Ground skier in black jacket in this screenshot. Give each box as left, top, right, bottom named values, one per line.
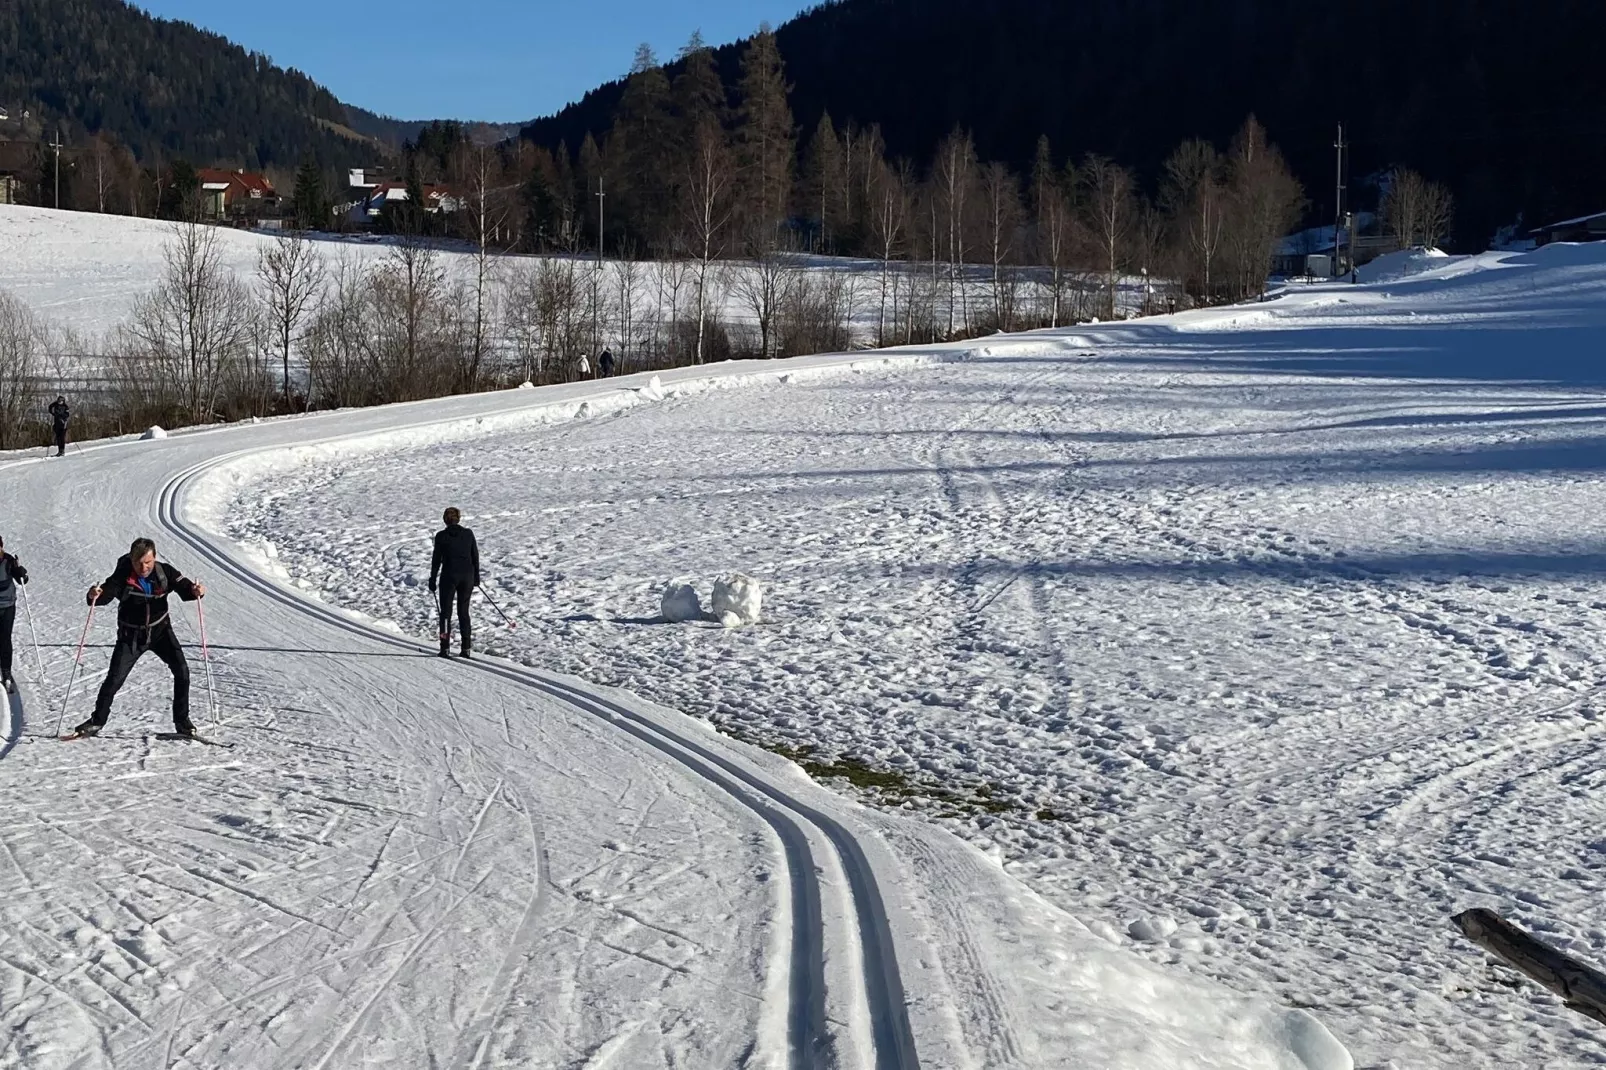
left=429, top=507, right=480, bottom=658
left=0, top=537, right=30, bottom=692
left=71, top=538, right=206, bottom=738
left=48, top=396, right=69, bottom=456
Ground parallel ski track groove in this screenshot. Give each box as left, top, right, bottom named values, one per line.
left=158, top=455, right=921, bottom=1070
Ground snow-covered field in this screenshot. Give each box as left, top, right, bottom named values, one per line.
left=205, top=240, right=1606, bottom=1067
left=0, top=324, right=1349, bottom=1062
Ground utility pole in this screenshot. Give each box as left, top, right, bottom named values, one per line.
left=594, top=176, right=605, bottom=360
left=51, top=126, right=63, bottom=210
left=1332, top=123, right=1346, bottom=278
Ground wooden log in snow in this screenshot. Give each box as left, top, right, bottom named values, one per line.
left=1452, top=907, right=1606, bottom=1026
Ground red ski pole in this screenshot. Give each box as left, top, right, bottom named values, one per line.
left=54, top=602, right=96, bottom=737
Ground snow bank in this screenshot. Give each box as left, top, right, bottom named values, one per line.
left=1355, top=246, right=1452, bottom=283
left=660, top=581, right=702, bottom=623
left=711, top=573, right=762, bottom=627
left=140, top=426, right=168, bottom=440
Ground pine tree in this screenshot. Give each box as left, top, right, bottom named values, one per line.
left=801, top=112, right=842, bottom=252
left=608, top=43, right=673, bottom=246
left=293, top=155, right=326, bottom=230
left=733, top=26, right=795, bottom=248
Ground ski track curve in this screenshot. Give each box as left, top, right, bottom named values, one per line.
left=163, top=446, right=921, bottom=1068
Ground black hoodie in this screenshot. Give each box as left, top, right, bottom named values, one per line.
left=430, top=526, right=480, bottom=587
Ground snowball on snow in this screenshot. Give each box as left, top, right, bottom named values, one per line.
left=140, top=426, right=168, bottom=440
left=711, top=573, right=762, bottom=626
left=661, top=581, right=702, bottom=623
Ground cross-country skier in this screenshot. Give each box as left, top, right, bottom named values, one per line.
left=48, top=396, right=69, bottom=456
left=69, top=538, right=205, bottom=738
left=0, top=537, right=30, bottom=693
left=429, top=507, right=480, bottom=658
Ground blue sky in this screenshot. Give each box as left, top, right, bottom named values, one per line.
left=132, top=1, right=817, bottom=123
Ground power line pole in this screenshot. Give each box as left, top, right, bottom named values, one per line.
left=51, top=126, right=63, bottom=210
left=1332, top=122, right=1346, bottom=278
left=594, top=176, right=605, bottom=360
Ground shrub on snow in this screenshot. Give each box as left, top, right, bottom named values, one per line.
left=661, top=581, right=702, bottom=623
left=711, top=573, right=762, bottom=627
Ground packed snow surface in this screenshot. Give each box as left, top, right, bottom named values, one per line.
left=210, top=242, right=1606, bottom=1067
left=0, top=337, right=1346, bottom=1062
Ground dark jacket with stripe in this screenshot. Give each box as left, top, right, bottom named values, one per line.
left=90, top=555, right=199, bottom=640
left=0, top=554, right=28, bottom=610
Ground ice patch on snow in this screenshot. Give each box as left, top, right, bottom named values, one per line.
left=140, top=426, right=167, bottom=440
left=711, top=574, right=762, bottom=626
left=661, top=582, right=703, bottom=623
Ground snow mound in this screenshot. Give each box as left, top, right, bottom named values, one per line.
left=140, top=426, right=167, bottom=440
left=711, top=573, right=762, bottom=627
left=660, top=581, right=702, bottom=623
left=637, top=376, right=666, bottom=402
left=1355, top=246, right=1451, bottom=284
left=518, top=380, right=535, bottom=390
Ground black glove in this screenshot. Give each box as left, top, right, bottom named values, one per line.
left=14, top=568, right=26, bottom=585
left=428, top=580, right=437, bottom=594
left=474, top=575, right=482, bottom=588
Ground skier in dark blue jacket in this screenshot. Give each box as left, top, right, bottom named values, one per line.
left=429, top=508, right=480, bottom=658
left=0, top=537, right=30, bottom=692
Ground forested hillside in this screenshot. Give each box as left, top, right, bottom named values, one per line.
left=0, top=0, right=385, bottom=169
left=524, top=0, right=1603, bottom=248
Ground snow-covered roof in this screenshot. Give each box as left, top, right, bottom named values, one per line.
left=1534, top=210, right=1606, bottom=232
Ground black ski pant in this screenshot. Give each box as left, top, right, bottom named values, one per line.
left=438, top=578, right=473, bottom=648
left=52, top=425, right=66, bottom=455
left=0, top=605, right=13, bottom=680
left=91, top=624, right=190, bottom=728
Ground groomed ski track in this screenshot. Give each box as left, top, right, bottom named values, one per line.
left=0, top=342, right=1352, bottom=1070
left=0, top=354, right=943, bottom=1070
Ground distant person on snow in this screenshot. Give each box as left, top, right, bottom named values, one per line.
left=71, top=538, right=205, bottom=738
left=578, top=353, right=591, bottom=379
left=48, top=396, right=69, bottom=456
left=598, top=349, right=614, bottom=377
left=429, top=508, right=480, bottom=658
left=0, top=537, right=30, bottom=693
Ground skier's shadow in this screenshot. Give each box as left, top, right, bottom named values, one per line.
left=35, top=642, right=431, bottom=659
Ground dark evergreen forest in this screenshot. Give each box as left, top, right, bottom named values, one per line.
left=524, top=0, right=1604, bottom=248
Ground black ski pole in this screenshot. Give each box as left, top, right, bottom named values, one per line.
left=478, top=584, right=516, bottom=629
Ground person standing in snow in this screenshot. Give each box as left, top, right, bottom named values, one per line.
left=48, top=396, right=69, bottom=456
left=0, top=538, right=31, bottom=693
left=598, top=349, right=614, bottom=377
left=71, top=538, right=205, bottom=738
left=429, top=508, right=480, bottom=658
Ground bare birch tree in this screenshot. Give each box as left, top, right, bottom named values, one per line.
left=1082, top=154, right=1135, bottom=319
left=256, top=230, right=325, bottom=404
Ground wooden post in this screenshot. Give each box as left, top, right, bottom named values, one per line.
left=1452, top=908, right=1606, bottom=1026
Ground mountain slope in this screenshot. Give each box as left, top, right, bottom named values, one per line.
left=522, top=0, right=1604, bottom=249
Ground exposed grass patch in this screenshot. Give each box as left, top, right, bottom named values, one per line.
left=763, top=741, right=1015, bottom=816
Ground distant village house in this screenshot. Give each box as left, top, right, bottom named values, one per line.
left=197, top=168, right=279, bottom=221
left=1531, top=211, right=1606, bottom=246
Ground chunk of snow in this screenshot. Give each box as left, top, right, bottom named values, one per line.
left=1127, top=916, right=1177, bottom=942
left=637, top=375, right=666, bottom=402
left=660, top=581, right=702, bottom=623
left=711, top=573, right=762, bottom=626
left=140, top=426, right=167, bottom=440
left=518, top=380, right=535, bottom=390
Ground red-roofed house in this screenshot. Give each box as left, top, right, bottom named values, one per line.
left=197, top=168, right=280, bottom=221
